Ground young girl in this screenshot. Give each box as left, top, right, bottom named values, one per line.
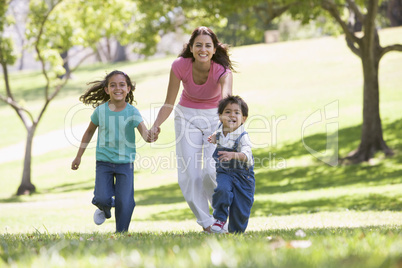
left=208, top=95, right=255, bottom=233
left=71, top=70, right=159, bottom=233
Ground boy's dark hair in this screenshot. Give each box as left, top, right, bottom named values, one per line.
left=218, top=95, right=248, bottom=117
left=80, top=70, right=136, bottom=108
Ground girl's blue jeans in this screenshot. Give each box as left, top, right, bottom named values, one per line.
left=212, top=167, right=255, bottom=233
left=92, top=161, right=135, bottom=233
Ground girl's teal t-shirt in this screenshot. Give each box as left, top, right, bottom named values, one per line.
left=91, top=102, right=143, bottom=163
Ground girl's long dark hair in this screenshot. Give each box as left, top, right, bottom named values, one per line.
left=80, top=70, right=136, bottom=108
left=179, top=26, right=236, bottom=77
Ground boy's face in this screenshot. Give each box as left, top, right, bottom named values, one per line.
left=219, top=103, right=247, bottom=133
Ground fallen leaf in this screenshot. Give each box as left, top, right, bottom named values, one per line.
left=287, top=240, right=312, bottom=249
left=295, top=229, right=306, bottom=238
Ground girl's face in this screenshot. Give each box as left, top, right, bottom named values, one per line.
left=219, top=103, right=247, bottom=134
left=190, top=34, right=216, bottom=63
left=104, top=74, right=130, bottom=103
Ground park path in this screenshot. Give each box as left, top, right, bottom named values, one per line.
left=0, top=108, right=161, bottom=164
left=0, top=123, right=89, bottom=164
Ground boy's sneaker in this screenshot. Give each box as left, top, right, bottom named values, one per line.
left=223, top=221, right=229, bottom=233
left=93, top=209, right=106, bottom=225
left=211, top=219, right=227, bottom=233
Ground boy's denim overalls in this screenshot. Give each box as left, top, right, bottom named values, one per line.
left=212, top=131, right=255, bottom=233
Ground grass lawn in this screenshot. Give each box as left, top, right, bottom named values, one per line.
left=0, top=27, right=402, bottom=267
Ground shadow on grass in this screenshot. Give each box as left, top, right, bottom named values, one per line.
left=140, top=191, right=402, bottom=222
left=135, top=184, right=185, bottom=206
left=251, top=193, right=402, bottom=217
left=138, top=119, right=402, bottom=221
left=0, top=195, right=24, bottom=203
left=145, top=206, right=196, bottom=222
left=0, top=178, right=94, bottom=203
left=4, top=119, right=399, bottom=222
left=41, top=178, right=95, bottom=194
left=253, top=119, right=402, bottom=194
left=255, top=118, right=402, bottom=163
left=254, top=163, right=402, bottom=195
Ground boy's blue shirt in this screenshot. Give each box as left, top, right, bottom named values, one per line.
left=91, top=102, right=143, bottom=163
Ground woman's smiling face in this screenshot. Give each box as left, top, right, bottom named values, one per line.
left=190, top=34, right=216, bottom=63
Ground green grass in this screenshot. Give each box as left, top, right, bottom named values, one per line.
left=0, top=27, right=402, bottom=267
left=1, top=227, right=401, bottom=268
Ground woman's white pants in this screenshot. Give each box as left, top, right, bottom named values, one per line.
left=174, top=104, right=218, bottom=228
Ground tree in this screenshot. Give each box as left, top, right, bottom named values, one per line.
left=71, top=0, right=140, bottom=60
left=8, top=0, right=29, bottom=70
left=319, top=0, right=402, bottom=162
left=206, top=0, right=402, bottom=163
left=3, top=0, right=203, bottom=195
left=1, top=0, right=78, bottom=195
left=0, top=0, right=144, bottom=195
left=213, top=3, right=289, bottom=46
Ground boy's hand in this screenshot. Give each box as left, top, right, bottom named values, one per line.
left=217, top=151, right=234, bottom=162
left=207, top=133, right=217, bottom=144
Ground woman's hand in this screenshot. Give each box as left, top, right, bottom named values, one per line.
left=147, top=126, right=161, bottom=142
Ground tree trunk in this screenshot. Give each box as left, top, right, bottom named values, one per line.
left=58, top=51, right=71, bottom=79
left=346, top=31, right=393, bottom=163
left=114, top=41, right=127, bottom=62
left=18, top=48, right=25, bottom=70
left=16, top=124, right=37, bottom=195
left=106, top=38, right=112, bottom=62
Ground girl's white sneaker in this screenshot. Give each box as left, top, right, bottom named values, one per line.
left=93, top=209, right=106, bottom=225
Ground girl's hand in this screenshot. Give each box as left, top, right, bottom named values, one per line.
left=207, top=133, right=217, bottom=144
left=71, top=157, right=81, bottom=170
left=147, top=126, right=161, bottom=142
left=217, top=151, right=234, bottom=162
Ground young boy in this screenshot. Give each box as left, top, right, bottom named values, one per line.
left=208, top=95, right=255, bottom=233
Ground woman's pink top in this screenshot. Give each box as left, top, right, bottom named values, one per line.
left=172, top=57, right=231, bottom=109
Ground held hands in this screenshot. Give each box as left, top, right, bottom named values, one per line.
left=147, top=126, right=161, bottom=142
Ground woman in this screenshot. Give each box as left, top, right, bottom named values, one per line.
left=150, top=26, right=235, bottom=232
